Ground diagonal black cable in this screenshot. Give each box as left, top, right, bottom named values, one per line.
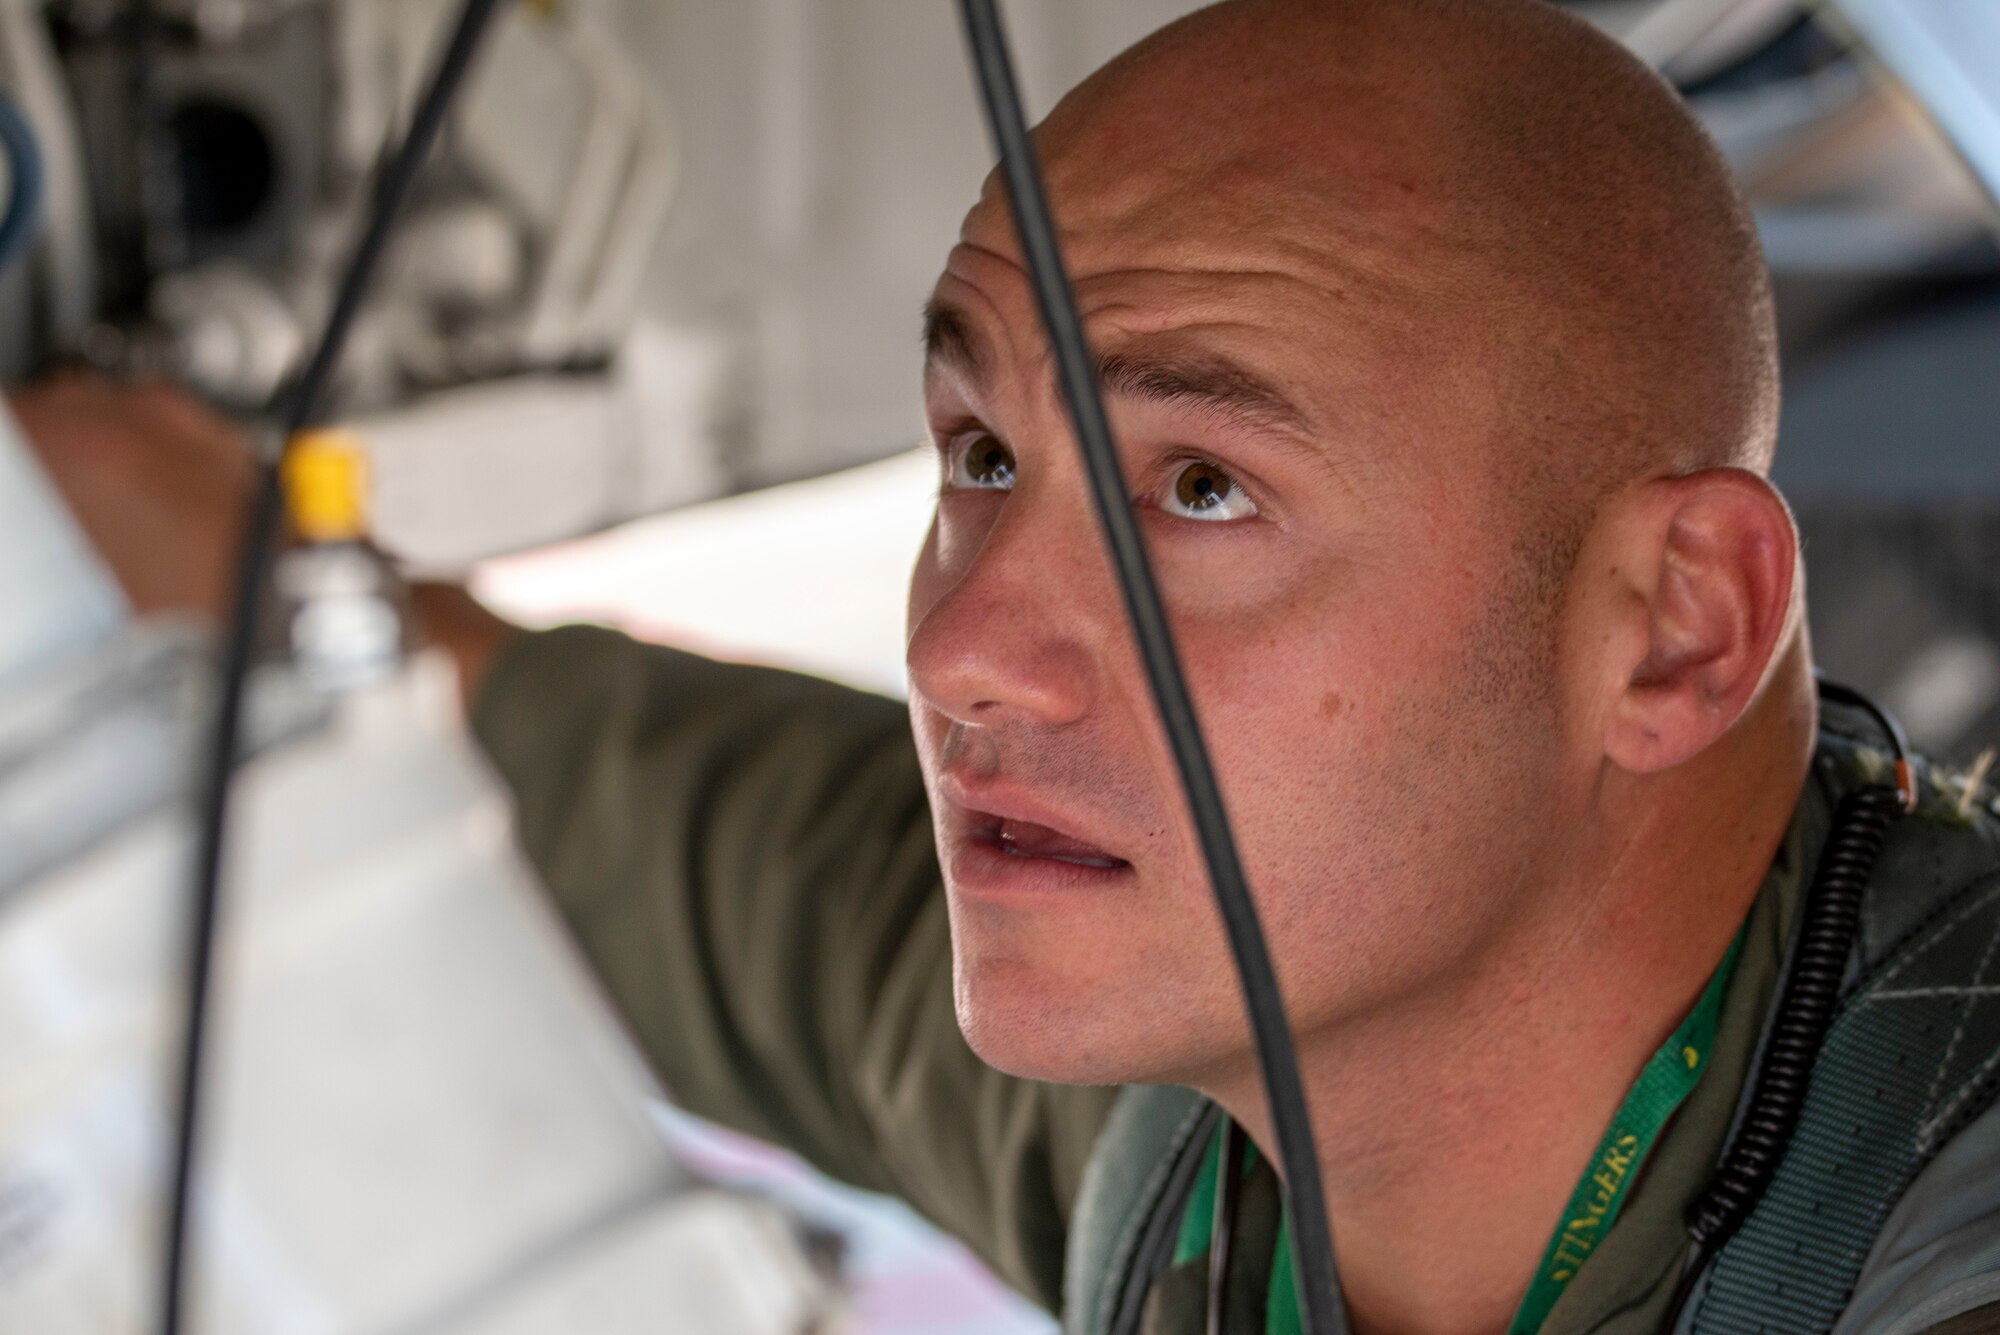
left=952, top=4, right=1347, bottom=1332
left=158, top=3, right=509, bottom=1332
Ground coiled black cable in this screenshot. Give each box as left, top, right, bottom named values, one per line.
left=159, top=4, right=508, bottom=1333
left=1682, top=785, right=1899, bottom=1249
left=953, top=4, right=1345, bottom=1333
left=1658, top=680, right=1913, bottom=1330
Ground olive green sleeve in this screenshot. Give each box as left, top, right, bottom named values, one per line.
left=470, top=623, right=1117, bottom=1309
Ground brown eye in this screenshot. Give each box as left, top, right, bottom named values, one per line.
left=951, top=435, right=1016, bottom=490
left=1164, top=460, right=1256, bottom=521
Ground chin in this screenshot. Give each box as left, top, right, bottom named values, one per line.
left=949, top=940, right=1216, bottom=1087
left=954, top=976, right=1128, bottom=1084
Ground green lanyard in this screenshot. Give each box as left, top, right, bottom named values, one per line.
left=1173, top=930, right=1744, bottom=1335
left=1508, top=928, right=1742, bottom=1332
left=1173, top=1130, right=1303, bottom=1332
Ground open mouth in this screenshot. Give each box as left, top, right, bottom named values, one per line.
left=971, top=814, right=1130, bottom=871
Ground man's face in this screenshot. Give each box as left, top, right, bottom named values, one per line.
left=905, top=125, right=1578, bottom=1090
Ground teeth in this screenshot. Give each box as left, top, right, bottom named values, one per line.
left=997, top=844, right=1123, bottom=870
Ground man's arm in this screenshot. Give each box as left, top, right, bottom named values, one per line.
left=8, top=371, right=256, bottom=621
left=472, top=624, right=1117, bottom=1306
left=408, top=581, right=518, bottom=705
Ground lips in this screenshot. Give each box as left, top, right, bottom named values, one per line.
left=983, top=815, right=1129, bottom=870
left=938, top=773, right=1135, bottom=887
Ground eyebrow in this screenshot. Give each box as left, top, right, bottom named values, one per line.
left=1095, top=349, right=1310, bottom=436
left=923, top=299, right=989, bottom=377
left=923, top=298, right=1310, bottom=437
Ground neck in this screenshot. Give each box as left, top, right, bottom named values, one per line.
left=1204, top=650, right=1816, bottom=1335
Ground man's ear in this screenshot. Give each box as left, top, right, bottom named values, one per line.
left=1602, top=469, right=1799, bottom=775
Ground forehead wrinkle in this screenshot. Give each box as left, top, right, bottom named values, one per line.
left=928, top=265, right=1315, bottom=432
left=1074, top=268, right=1406, bottom=426
left=957, top=168, right=1473, bottom=353
left=1056, top=213, right=1485, bottom=341
left=926, top=247, right=1415, bottom=486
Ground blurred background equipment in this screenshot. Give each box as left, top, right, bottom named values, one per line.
left=0, top=2, right=1994, bottom=1333
left=4, top=0, right=694, bottom=564
left=0, top=0, right=1224, bottom=570
left=0, top=6, right=1195, bottom=1332
left=0, top=395, right=851, bottom=1334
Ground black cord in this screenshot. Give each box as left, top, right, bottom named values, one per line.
left=157, top=4, right=508, bottom=1332
left=952, top=5, right=1345, bottom=1332
left=1655, top=680, right=1910, bottom=1332
left=1817, top=675, right=1919, bottom=813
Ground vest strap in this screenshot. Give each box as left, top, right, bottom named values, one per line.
left=1696, top=871, right=2000, bottom=1332
left=1065, top=1085, right=1218, bottom=1335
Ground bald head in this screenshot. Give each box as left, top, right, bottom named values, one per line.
left=914, top=0, right=1809, bottom=1114
left=981, top=0, right=1779, bottom=585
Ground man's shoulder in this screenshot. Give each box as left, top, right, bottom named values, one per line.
left=1840, top=754, right=2000, bottom=1335
left=1765, top=720, right=2000, bottom=1334
left=1838, top=1098, right=2000, bottom=1334
left=1575, top=715, right=2000, bottom=1334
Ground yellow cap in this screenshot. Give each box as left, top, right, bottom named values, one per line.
left=283, top=429, right=371, bottom=543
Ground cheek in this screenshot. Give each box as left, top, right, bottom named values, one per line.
left=1147, top=531, right=1301, bottom=625
left=1173, top=552, right=1424, bottom=752
left=1170, top=559, right=1520, bottom=904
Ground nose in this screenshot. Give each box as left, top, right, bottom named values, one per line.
left=906, top=475, right=1108, bottom=729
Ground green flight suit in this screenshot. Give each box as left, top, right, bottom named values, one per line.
left=471, top=624, right=2000, bottom=1334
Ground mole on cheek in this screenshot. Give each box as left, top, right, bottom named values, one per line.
left=1319, top=690, right=1345, bottom=721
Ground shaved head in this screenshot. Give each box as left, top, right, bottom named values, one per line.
left=910, top=0, right=1809, bottom=1175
